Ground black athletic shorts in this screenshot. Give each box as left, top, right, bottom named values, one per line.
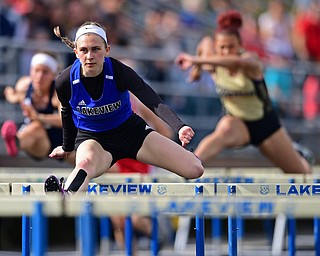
left=75, top=113, right=154, bottom=165
left=244, top=109, right=281, bottom=146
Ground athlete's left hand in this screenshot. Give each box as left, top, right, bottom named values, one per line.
left=178, top=126, right=195, bottom=148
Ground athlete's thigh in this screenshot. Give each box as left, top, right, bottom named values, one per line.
left=136, top=132, right=195, bottom=172
left=18, top=122, right=48, bottom=142
left=18, top=122, right=51, bottom=156
left=76, top=139, right=113, bottom=174
left=215, top=116, right=250, bottom=146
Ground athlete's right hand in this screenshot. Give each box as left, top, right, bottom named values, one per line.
left=175, top=52, right=195, bottom=70
left=49, top=146, right=69, bottom=159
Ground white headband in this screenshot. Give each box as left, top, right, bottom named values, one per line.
left=75, top=25, right=108, bottom=45
left=30, top=53, right=58, bottom=74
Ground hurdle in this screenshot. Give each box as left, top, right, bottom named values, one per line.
left=0, top=166, right=312, bottom=184
left=9, top=182, right=224, bottom=255
left=0, top=167, right=309, bottom=185
left=2, top=167, right=320, bottom=253
left=3, top=171, right=316, bottom=254
left=84, top=182, right=215, bottom=256
left=7, top=181, right=320, bottom=255
left=0, top=194, right=62, bottom=256
left=174, top=172, right=306, bottom=254
left=10, top=182, right=215, bottom=256
left=216, top=182, right=320, bottom=256
left=1, top=194, right=319, bottom=256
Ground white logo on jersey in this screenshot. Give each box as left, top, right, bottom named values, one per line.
left=78, top=100, right=86, bottom=106
left=73, top=79, right=80, bottom=84
left=145, top=125, right=152, bottom=130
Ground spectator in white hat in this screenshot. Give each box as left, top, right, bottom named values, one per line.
left=1, top=51, right=75, bottom=164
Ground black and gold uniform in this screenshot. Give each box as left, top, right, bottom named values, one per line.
left=214, top=66, right=281, bottom=145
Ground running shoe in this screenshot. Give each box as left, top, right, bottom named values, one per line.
left=44, top=175, right=65, bottom=194
left=292, top=142, right=316, bottom=165
left=1, top=120, right=18, bottom=157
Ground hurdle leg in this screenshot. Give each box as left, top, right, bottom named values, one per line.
left=196, top=214, right=205, bottom=256
left=22, top=215, right=31, bottom=256
left=271, top=213, right=286, bottom=256
left=22, top=185, right=31, bottom=256
left=273, top=177, right=296, bottom=256
left=228, top=215, right=237, bottom=256
left=195, top=185, right=205, bottom=256
left=228, top=185, right=237, bottom=256
left=32, top=202, right=47, bottom=256
left=287, top=216, right=296, bottom=256
left=151, top=216, right=159, bottom=256
left=81, top=201, right=96, bottom=256
left=125, top=216, right=133, bottom=256
left=314, top=217, right=320, bottom=255
left=314, top=179, right=320, bottom=255
left=287, top=178, right=296, bottom=256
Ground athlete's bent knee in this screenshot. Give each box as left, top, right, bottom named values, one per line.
left=185, top=160, right=204, bottom=179
left=76, top=158, right=96, bottom=177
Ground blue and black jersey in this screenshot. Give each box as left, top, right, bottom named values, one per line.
left=69, top=58, right=132, bottom=132
left=56, top=57, right=186, bottom=152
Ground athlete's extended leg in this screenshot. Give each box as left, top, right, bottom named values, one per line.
left=259, top=128, right=312, bottom=174
left=136, top=131, right=204, bottom=179
left=194, top=116, right=250, bottom=165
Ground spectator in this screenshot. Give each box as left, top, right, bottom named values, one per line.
left=292, top=0, right=320, bottom=122
left=1, top=51, right=74, bottom=164
left=258, top=0, right=296, bottom=118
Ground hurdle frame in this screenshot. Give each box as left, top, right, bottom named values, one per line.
left=2, top=167, right=320, bottom=255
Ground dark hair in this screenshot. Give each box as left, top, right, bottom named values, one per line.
left=215, top=10, right=242, bottom=43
